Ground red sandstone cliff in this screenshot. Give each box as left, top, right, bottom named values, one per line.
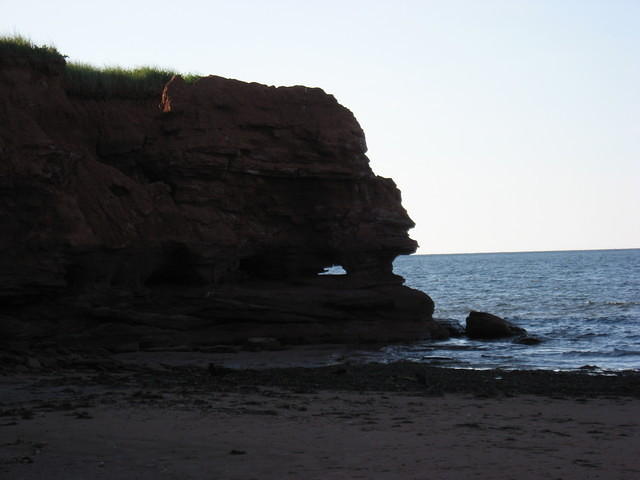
left=0, top=52, right=445, bottom=350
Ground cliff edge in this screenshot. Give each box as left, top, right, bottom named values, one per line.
left=0, top=50, right=446, bottom=351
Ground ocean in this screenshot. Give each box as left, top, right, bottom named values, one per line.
left=343, top=249, right=640, bottom=371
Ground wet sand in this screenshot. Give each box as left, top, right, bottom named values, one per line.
left=1, top=352, right=639, bottom=479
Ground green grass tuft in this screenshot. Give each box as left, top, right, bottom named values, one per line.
left=64, top=63, right=182, bottom=99
left=0, top=34, right=64, bottom=66
left=1, top=33, right=200, bottom=100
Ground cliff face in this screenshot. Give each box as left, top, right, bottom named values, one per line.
left=0, top=56, right=445, bottom=350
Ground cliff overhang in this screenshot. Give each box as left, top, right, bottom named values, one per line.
left=0, top=48, right=445, bottom=350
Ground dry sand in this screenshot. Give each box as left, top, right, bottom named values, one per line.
left=1, top=353, right=639, bottom=479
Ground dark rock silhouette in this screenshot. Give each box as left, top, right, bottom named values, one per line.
left=514, top=335, right=543, bottom=345
left=433, top=318, right=466, bottom=337
left=0, top=54, right=445, bottom=350
left=465, top=311, right=527, bottom=339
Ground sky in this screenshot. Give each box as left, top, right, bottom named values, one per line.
left=2, top=0, right=639, bottom=254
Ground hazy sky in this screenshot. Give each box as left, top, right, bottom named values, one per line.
left=3, top=0, right=639, bottom=253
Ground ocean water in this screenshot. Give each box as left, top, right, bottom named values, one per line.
left=346, top=249, right=640, bottom=371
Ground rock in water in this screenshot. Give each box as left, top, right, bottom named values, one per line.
left=0, top=48, right=444, bottom=349
left=514, top=335, right=542, bottom=346
left=465, top=311, right=527, bottom=339
left=433, top=318, right=466, bottom=337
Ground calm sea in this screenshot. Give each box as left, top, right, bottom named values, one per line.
left=344, top=249, right=640, bottom=371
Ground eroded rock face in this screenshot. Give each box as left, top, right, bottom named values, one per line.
left=0, top=55, right=443, bottom=349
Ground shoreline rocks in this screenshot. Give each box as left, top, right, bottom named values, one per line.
left=465, top=311, right=527, bottom=339
left=433, top=318, right=466, bottom=338
left=513, top=335, right=543, bottom=345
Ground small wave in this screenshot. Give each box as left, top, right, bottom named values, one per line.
left=562, top=349, right=640, bottom=358
left=576, top=332, right=608, bottom=339
left=612, top=349, right=640, bottom=357
left=481, top=354, right=514, bottom=359
left=562, top=350, right=605, bottom=357
left=585, top=300, right=640, bottom=307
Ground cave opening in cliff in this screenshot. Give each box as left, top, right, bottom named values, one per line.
left=238, top=251, right=349, bottom=280
left=318, top=265, right=347, bottom=275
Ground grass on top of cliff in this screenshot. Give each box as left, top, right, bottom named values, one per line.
left=65, top=63, right=200, bottom=99
left=0, top=34, right=64, bottom=66
left=0, top=34, right=199, bottom=99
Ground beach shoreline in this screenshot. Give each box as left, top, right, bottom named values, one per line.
left=1, top=352, right=639, bottom=479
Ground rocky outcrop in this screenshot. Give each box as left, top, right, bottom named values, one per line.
left=465, top=311, right=527, bottom=339
left=0, top=52, right=444, bottom=350
left=433, top=318, right=465, bottom=337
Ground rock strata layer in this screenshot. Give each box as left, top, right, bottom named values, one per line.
left=0, top=53, right=445, bottom=350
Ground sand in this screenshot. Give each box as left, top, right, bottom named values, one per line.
left=1, top=352, right=639, bottom=479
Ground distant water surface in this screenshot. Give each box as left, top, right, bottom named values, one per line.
left=337, top=249, right=640, bottom=371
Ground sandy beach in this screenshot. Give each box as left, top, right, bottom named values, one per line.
left=1, top=352, right=639, bottom=479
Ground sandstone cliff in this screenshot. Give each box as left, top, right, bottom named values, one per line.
left=0, top=50, right=445, bottom=351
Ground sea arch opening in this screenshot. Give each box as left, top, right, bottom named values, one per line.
left=318, top=264, right=347, bottom=275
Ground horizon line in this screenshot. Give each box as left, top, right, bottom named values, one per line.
left=411, top=247, right=640, bottom=256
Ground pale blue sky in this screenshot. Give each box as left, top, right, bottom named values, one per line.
left=3, top=0, right=639, bottom=253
